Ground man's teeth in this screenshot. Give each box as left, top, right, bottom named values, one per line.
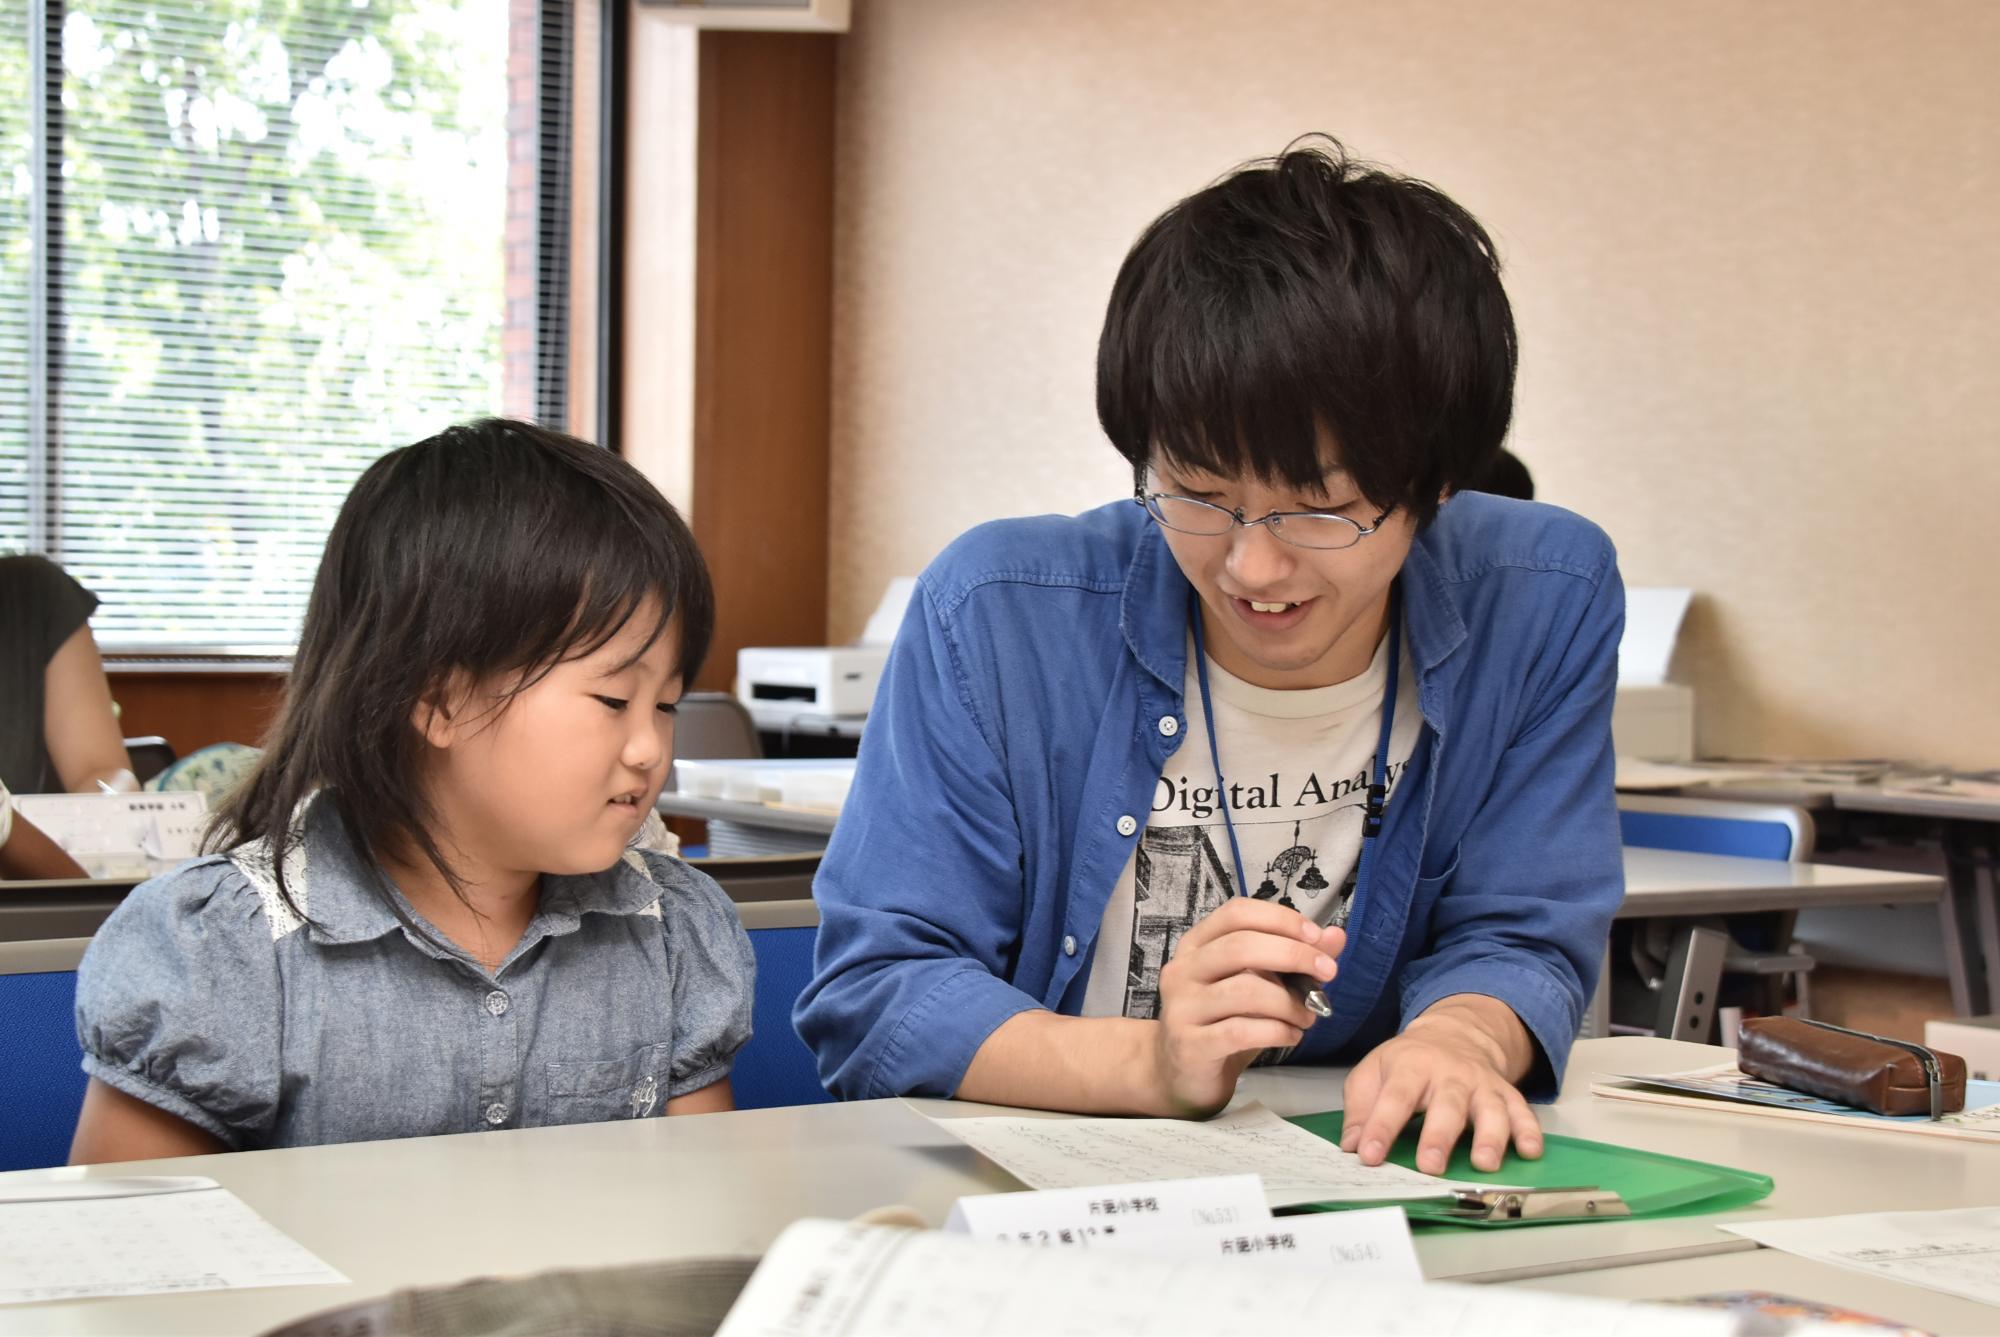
left=1248, top=600, right=1300, bottom=614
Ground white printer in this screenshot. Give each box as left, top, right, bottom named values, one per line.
left=736, top=644, right=888, bottom=730
left=1613, top=587, right=1698, bottom=761
left=734, top=578, right=915, bottom=733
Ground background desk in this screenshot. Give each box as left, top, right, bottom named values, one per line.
left=1634, top=775, right=2000, bottom=1017
left=8, top=1037, right=1997, bottom=1334
left=0, top=878, right=139, bottom=942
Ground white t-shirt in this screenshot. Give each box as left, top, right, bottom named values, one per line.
left=1082, top=632, right=1423, bottom=1020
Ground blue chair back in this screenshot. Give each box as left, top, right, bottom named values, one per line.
left=734, top=923, right=832, bottom=1109
left=1617, top=796, right=1812, bottom=863
left=0, top=940, right=92, bottom=1171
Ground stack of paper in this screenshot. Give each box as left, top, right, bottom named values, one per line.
left=714, top=1220, right=1744, bottom=1337
left=1723, top=1207, right=2000, bottom=1309
left=0, top=1176, right=345, bottom=1307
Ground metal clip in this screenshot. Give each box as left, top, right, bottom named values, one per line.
left=1440, top=1187, right=1631, bottom=1223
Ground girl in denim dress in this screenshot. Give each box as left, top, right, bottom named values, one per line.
left=70, top=419, right=755, bottom=1159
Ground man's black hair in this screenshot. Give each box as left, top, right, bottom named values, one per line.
left=1097, top=135, right=1517, bottom=526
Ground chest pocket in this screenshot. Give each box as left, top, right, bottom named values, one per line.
left=545, top=1042, right=673, bottom=1125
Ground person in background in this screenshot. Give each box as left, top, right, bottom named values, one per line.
left=70, top=419, right=753, bottom=1162
left=0, top=554, right=137, bottom=795
left=0, top=780, right=89, bottom=880
left=798, top=137, right=1624, bottom=1178
left=1477, top=448, right=1535, bottom=501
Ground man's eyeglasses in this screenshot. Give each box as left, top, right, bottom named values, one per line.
left=1133, top=487, right=1395, bottom=551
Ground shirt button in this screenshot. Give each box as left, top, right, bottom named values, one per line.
left=1157, top=715, right=1179, bottom=737
left=1116, top=814, right=1138, bottom=837
left=485, top=990, right=509, bottom=1017
left=1063, top=934, right=1078, bottom=957
left=484, top=1103, right=508, bottom=1126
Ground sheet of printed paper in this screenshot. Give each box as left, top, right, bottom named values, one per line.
left=1110, top=1206, right=1423, bottom=1280
left=9, top=790, right=208, bottom=878
left=930, top=1101, right=1511, bottom=1209
left=944, top=1176, right=1422, bottom=1282
left=1723, top=1206, right=2000, bottom=1309
left=714, top=1220, right=1739, bottom=1337
left=0, top=1181, right=346, bottom=1306
left=945, top=1173, right=1269, bottom=1243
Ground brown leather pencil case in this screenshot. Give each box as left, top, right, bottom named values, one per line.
left=1738, top=1017, right=1965, bottom=1118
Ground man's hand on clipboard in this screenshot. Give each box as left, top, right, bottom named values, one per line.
left=1339, top=994, right=1544, bottom=1175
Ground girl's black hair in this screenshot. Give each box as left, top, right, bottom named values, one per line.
left=215, top=418, right=714, bottom=914
left=1097, top=134, right=1518, bottom=527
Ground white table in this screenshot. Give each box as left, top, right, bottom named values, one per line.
left=1600, top=849, right=1947, bottom=1042
left=1636, top=775, right=2000, bottom=1017
left=8, top=1037, right=1997, bottom=1334
left=1618, top=846, right=1943, bottom=917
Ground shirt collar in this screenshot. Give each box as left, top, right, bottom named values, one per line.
left=240, top=794, right=668, bottom=948
left=1120, top=519, right=1193, bottom=694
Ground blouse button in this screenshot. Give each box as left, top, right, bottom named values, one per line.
left=485, top=990, right=509, bottom=1017
left=484, top=1103, right=508, bottom=1126
left=1116, top=814, right=1138, bottom=837
left=1158, top=715, right=1179, bottom=737
left=1063, top=934, right=1078, bottom=957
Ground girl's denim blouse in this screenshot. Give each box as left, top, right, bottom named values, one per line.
left=76, top=796, right=755, bottom=1149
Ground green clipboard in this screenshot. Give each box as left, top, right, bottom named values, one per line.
left=1284, top=1111, right=1772, bottom=1228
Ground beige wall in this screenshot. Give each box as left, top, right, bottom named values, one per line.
left=827, top=0, right=1999, bottom=767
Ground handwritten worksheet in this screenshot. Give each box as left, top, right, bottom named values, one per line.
left=714, top=1220, right=1739, bottom=1337
left=0, top=1178, right=346, bottom=1306
left=1723, top=1206, right=2000, bottom=1308
left=929, top=1101, right=1510, bottom=1209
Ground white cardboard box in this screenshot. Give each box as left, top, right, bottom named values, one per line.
left=1925, top=1016, right=2000, bottom=1082
left=1612, top=682, right=1695, bottom=762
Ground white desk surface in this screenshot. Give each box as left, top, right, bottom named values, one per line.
left=1617, top=846, right=1944, bottom=916
left=9, top=1036, right=1997, bottom=1334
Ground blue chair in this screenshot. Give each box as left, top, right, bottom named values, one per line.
left=1614, top=796, right=1818, bottom=1040
left=737, top=920, right=832, bottom=1109
left=0, top=938, right=92, bottom=1171
left=698, top=855, right=832, bottom=1109
left=1617, top=794, right=1811, bottom=862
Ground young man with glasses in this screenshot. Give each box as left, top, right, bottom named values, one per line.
left=797, top=138, right=1623, bottom=1176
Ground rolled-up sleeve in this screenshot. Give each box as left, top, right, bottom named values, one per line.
left=1397, top=554, right=1626, bottom=1098
left=794, top=577, right=1045, bottom=1100
left=74, top=862, right=284, bottom=1148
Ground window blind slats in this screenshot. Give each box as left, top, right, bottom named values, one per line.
left=2, top=0, right=549, bottom=651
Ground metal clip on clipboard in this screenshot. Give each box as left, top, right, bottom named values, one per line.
left=1431, top=1187, right=1632, bottom=1223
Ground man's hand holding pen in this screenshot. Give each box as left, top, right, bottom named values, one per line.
left=1148, top=898, right=1341, bottom=1119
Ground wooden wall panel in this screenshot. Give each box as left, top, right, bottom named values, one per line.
left=107, top=673, right=286, bottom=759
left=688, top=32, right=837, bottom=693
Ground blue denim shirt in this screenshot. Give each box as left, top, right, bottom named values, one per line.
left=795, top=492, right=1625, bottom=1102
left=77, top=796, right=755, bottom=1149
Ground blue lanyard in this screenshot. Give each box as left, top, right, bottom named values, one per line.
left=1190, top=584, right=1402, bottom=921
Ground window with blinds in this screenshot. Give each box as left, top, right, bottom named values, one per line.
left=2, top=0, right=572, bottom=655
